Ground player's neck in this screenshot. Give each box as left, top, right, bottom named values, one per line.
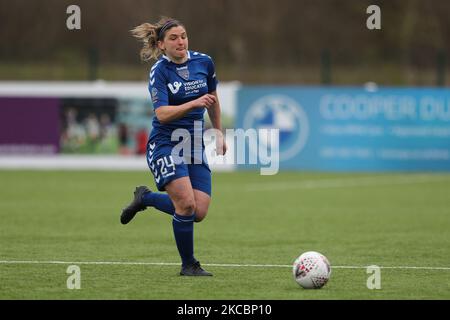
left=165, top=54, right=188, bottom=65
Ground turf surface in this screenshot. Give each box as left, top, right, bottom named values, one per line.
left=1, top=170, right=449, bottom=299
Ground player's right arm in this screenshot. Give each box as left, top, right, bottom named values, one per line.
left=155, top=94, right=216, bottom=124
left=149, top=64, right=216, bottom=124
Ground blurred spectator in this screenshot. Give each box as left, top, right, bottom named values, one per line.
left=118, top=123, right=131, bottom=155
left=84, top=113, right=100, bottom=152
left=135, top=128, right=148, bottom=155
left=61, top=107, right=86, bottom=152
left=99, top=113, right=115, bottom=141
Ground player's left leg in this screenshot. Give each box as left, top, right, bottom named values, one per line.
left=188, top=161, right=212, bottom=223
left=193, top=190, right=210, bottom=222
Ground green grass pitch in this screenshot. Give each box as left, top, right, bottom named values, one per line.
left=1, top=170, right=449, bottom=299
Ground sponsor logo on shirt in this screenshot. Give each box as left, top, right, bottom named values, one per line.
left=183, top=79, right=207, bottom=95
left=168, top=81, right=182, bottom=94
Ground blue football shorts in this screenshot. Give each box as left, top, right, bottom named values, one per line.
left=146, top=139, right=212, bottom=196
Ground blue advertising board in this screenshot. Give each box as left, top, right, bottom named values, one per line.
left=236, top=86, right=450, bottom=171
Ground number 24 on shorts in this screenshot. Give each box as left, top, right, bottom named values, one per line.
left=151, top=155, right=176, bottom=183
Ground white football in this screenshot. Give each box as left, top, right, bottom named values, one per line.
left=293, top=251, right=331, bottom=289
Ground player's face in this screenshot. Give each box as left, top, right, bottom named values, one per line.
left=159, top=26, right=189, bottom=63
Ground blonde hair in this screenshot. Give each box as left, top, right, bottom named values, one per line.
left=130, top=17, right=184, bottom=62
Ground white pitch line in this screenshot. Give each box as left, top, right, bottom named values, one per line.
left=243, top=174, right=450, bottom=192
left=1, top=260, right=450, bottom=270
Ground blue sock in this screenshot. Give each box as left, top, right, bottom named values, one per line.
left=142, top=192, right=175, bottom=215
left=172, top=213, right=197, bottom=266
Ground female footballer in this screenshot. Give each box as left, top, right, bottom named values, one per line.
left=121, top=17, right=227, bottom=276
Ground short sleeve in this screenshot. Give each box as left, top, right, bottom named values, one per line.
left=148, top=63, right=168, bottom=109
left=206, top=57, right=218, bottom=93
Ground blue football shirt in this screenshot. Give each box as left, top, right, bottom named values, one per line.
left=148, top=50, right=218, bottom=141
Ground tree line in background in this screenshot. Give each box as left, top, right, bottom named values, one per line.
left=0, top=0, right=448, bottom=85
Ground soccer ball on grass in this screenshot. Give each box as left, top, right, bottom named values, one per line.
left=293, top=251, right=331, bottom=289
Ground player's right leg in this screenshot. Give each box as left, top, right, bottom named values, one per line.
left=120, top=185, right=151, bottom=224
left=120, top=141, right=177, bottom=224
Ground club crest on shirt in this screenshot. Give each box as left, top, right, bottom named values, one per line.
left=176, top=66, right=190, bottom=81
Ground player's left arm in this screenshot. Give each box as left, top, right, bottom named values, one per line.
left=207, top=90, right=227, bottom=155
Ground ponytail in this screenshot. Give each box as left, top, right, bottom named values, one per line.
left=130, top=22, right=159, bottom=62
left=130, top=17, right=184, bottom=62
